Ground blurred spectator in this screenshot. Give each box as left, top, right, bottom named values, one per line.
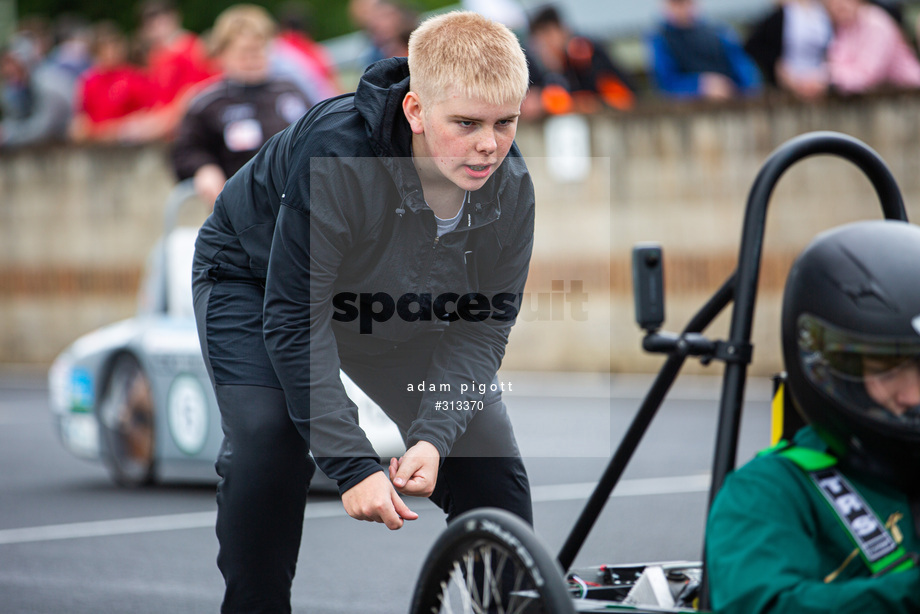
left=823, top=0, right=920, bottom=94
left=138, top=0, right=216, bottom=106
left=46, top=14, right=93, bottom=84
left=348, top=0, right=419, bottom=68
left=526, top=5, right=635, bottom=115
left=744, top=1, right=832, bottom=100
left=348, top=0, right=377, bottom=34
left=170, top=4, right=311, bottom=206
left=120, top=0, right=218, bottom=142
left=379, top=19, right=412, bottom=59
left=647, top=0, right=762, bottom=100
left=371, top=0, right=419, bottom=59
left=270, top=1, right=342, bottom=103
left=14, top=15, right=54, bottom=58
left=0, top=33, right=74, bottom=148
left=348, top=0, right=382, bottom=65
left=70, top=22, right=155, bottom=143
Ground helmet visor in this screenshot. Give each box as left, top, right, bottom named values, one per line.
left=796, top=314, right=920, bottom=428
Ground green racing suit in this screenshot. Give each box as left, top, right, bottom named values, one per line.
left=706, top=426, right=920, bottom=613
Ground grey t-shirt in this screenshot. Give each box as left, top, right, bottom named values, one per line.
left=433, top=192, right=468, bottom=237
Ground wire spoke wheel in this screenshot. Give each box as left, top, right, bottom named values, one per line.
left=98, top=354, right=155, bottom=486
left=410, top=509, right=574, bottom=614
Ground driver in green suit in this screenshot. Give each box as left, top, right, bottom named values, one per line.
left=707, top=220, right=920, bottom=613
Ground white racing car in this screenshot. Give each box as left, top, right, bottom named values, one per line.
left=48, top=181, right=405, bottom=489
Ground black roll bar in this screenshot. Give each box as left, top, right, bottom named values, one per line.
left=556, top=131, right=908, bottom=577
left=709, top=131, right=906, bottom=506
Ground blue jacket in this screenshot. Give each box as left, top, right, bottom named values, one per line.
left=647, top=19, right=762, bottom=98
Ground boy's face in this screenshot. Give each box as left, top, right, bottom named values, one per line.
left=863, top=356, right=920, bottom=417
left=404, top=87, right=521, bottom=193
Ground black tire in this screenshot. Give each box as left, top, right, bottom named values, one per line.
left=97, top=353, right=156, bottom=487
left=410, top=508, right=575, bottom=614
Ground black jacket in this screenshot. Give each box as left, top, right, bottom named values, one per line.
left=743, top=6, right=783, bottom=88
left=195, top=58, right=536, bottom=491
left=171, top=77, right=310, bottom=181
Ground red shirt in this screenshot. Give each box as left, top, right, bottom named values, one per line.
left=146, top=32, right=218, bottom=106
left=76, top=65, right=154, bottom=122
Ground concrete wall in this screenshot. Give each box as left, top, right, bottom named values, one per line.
left=3, top=91, right=920, bottom=375
left=512, top=91, right=920, bottom=375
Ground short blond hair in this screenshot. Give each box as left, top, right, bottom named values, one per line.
left=209, top=4, right=276, bottom=57
left=408, top=11, right=529, bottom=106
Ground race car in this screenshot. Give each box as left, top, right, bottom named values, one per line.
left=48, top=181, right=405, bottom=490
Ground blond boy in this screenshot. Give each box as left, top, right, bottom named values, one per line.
left=192, top=11, right=535, bottom=611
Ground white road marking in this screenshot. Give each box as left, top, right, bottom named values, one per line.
left=0, top=500, right=342, bottom=546
left=0, top=511, right=217, bottom=546
left=0, top=474, right=711, bottom=546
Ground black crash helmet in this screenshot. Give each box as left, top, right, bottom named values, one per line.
left=781, top=220, right=920, bottom=485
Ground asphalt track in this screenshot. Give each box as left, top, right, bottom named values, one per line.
left=0, top=369, right=772, bottom=613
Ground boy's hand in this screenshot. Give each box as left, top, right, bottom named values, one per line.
left=341, top=471, right=418, bottom=530
left=389, top=441, right=440, bottom=497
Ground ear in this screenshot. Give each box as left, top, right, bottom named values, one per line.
left=402, top=91, right=424, bottom=135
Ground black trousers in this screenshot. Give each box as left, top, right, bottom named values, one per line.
left=193, top=259, right=532, bottom=613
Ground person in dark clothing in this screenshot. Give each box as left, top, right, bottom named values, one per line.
left=192, top=10, right=534, bottom=612
left=743, top=0, right=831, bottom=100
left=0, top=33, right=74, bottom=147
left=647, top=0, right=762, bottom=100
left=171, top=4, right=310, bottom=206
left=526, top=4, right=635, bottom=114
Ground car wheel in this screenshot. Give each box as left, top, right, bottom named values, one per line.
left=409, top=508, right=575, bottom=614
left=97, top=353, right=156, bottom=487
